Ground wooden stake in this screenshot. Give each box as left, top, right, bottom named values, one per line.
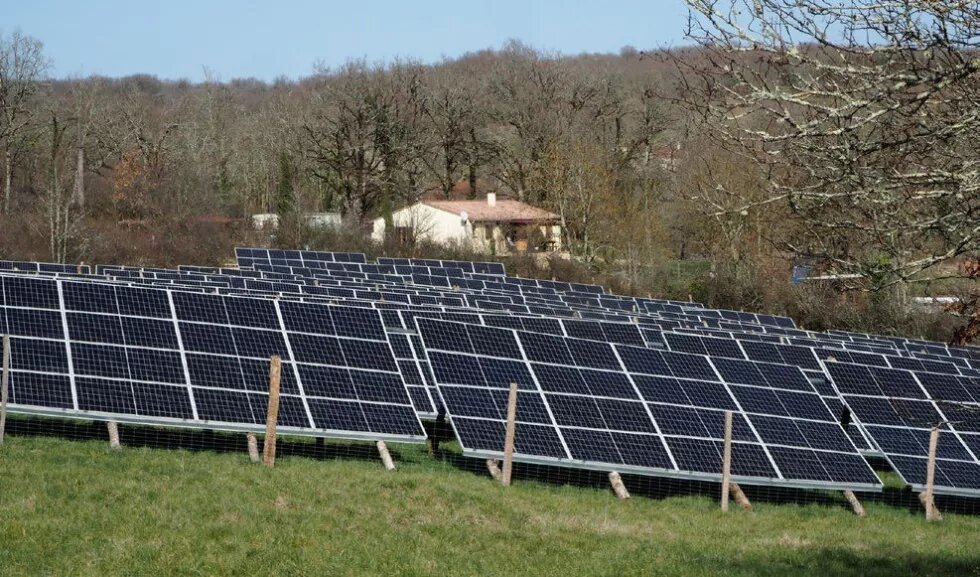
left=0, top=335, right=10, bottom=446
left=246, top=433, right=260, bottom=463
left=923, top=425, right=942, bottom=521
left=730, top=483, right=752, bottom=511
left=262, top=355, right=282, bottom=467
left=486, top=459, right=502, bottom=481
left=918, top=492, right=943, bottom=522
left=107, top=421, right=121, bottom=449
left=501, top=382, right=519, bottom=487
left=720, top=410, right=733, bottom=512
left=376, top=440, right=396, bottom=471
left=843, top=490, right=866, bottom=517
left=609, top=471, right=631, bottom=500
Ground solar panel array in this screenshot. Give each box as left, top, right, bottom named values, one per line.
left=418, top=318, right=880, bottom=490
left=2, top=249, right=978, bottom=497
left=0, top=274, right=424, bottom=442
left=826, top=361, right=980, bottom=496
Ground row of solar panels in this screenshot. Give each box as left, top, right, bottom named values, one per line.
left=1, top=252, right=975, bottom=490
left=0, top=272, right=880, bottom=492
left=8, top=257, right=979, bottom=389
left=9, top=256, right=980, bottom=418
left=0, top=274, right=425, bottom=441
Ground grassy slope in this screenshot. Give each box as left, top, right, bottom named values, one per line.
left=1, top=435, right=979, bottom=577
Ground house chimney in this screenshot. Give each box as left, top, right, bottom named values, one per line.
left=486, top=192, right=496, bottom=207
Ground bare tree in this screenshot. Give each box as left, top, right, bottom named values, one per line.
left=419, top=70, right=478, bottom=198
left=675, top=1, right=980, bottom=293
left=485, top=42, right=579, bottom=203
left=301, top=61, right=427, bottom=226
left=0, top=30, right=49, bottom=213
left=39, top=112, right=83, bottom=262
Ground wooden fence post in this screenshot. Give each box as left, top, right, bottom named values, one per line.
left=263, top=355, right=282, bottom=467
left=923, top=425, right=942, bottom=521
left=0, top=335, right=10, bottom=446
left=501, top=382, right=519, bottom=487
left=721, top=410, right=733, bottom=512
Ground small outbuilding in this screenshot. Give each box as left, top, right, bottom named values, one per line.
left=371, top=193, right=562, bottom=255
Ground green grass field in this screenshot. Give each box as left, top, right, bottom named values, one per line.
left=1, top=428, right=979, bottom=577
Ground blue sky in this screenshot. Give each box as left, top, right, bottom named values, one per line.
left=3, top=0, right=691, bottom=81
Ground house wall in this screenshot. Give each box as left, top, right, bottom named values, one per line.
left=481, top=222, right=562, bottom=254
left=371, top=204, right=482, bottom=249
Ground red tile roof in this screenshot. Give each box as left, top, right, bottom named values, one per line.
left=423, top=199, right=559, bottom=223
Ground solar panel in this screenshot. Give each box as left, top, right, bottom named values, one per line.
left=418, top=318, right=880, bottom=491
left=825, top=360, right=980, bottom=496
left=0, top=260, right=91, bottom=274
left=0, top=274, right=425, bottom=443
left=388, top=332, right=438, bottom=416
left=236, top=247, right=367, bottom=269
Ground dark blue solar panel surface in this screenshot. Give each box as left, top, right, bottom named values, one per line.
left=0, top=274, right=424, bottom=442
left=826, top=360, right=980, bottom=495
left=418, top=318, right=879, bottom=490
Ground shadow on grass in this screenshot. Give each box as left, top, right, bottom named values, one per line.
left=9, top=413, right=980, bottom=517
left=3, top=415, right=391, bottom=466
left=429, top=431, right=980, bottom=516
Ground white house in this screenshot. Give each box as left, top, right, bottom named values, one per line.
left=371, top=193, right=562, bottom=255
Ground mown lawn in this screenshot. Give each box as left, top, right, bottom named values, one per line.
left=1, top=431, right=978, bottom=577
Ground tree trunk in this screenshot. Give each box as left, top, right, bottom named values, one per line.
left=3, top=148, right=11, bottom=214
left=468, top=128, right=478, bottom=198
left=73, top=148, right=85, bottom=208
left=468, top=163, right=477, bottom=199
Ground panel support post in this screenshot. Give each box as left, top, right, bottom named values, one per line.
left=107, top=421, right=121, bottom=449
left=376, top=441, right=396, bottom=471
left=720, top=410, right=733, bottom=512
left=730, top=483, right=752, bottom=511
left=430, top=412, right=446, bottom=455
left=486, top=459, right=502, bottom=481
left=246, top=433, right=260, bottom=463
left=262, top=355, right=282, bottom=467
left=923, top=425, right=942, bottom=521
left=501, top=382, right=519, bottom=487
left=0, top=335, right=10, bottom=446
left=609, top=471, right=631, bottom=500
left=843, top=490, right=866, bottom=517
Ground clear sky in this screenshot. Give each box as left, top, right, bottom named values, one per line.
left=2, top=0, right=691, bottom=81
